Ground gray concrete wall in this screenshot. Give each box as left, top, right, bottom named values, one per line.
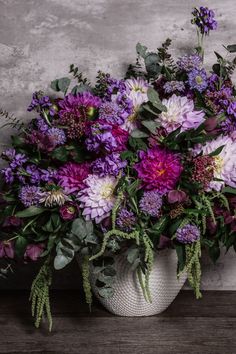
left=0, top=0, right=236, bottom=289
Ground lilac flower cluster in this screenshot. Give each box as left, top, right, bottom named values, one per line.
left=27, top=92, right=55, bottom=115
left=1, top=149, right=28, bottom=184
left=176, top=224, right=200, bottom=244
left=91, top=153, right=127, bottom=177
left=116, top=208, right=136, bottom=232
left=177, top=54, right=202, bottom=72
left=139, top=190, right=163, bottom=217
left=188, top=68, right=208, bottom=92
left=192, top=7, right=217, bottom=35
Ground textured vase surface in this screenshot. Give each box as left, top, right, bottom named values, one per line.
left=90, top=249, right=187, bottom=316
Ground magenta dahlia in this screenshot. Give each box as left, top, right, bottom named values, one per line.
left=58, top=92, right=101, bottom=139
left=57, top=162, right=90, bottom=194
left=134, top=147, right=183, bottom=193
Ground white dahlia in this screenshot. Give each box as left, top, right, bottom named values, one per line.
left=77, top=174, right=117, bottom=223
left=158, top=94, right=205, bottom=133
left=197, top=135, right=236, bottom=191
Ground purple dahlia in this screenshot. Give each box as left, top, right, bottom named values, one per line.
left=57, top=162, right=90, bottom=194
left=134, top=147, right=183, bottom=194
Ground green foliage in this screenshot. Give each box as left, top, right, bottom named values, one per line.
left=92, top=257, right=116, bottom=299
left=15, top=206, right=46, bottom=218
left=81, top=255, right=93, bottom=310
left=50, top=77, right=71, bottom=94
left=30, top=258, right=53, bottom=331
left=136, top=42, right=161, bottom=78
left=0, top=108, right=24, bottom=131
left=147, top=88, right=167, bottom=112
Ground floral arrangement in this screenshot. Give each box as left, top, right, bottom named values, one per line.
left=1, top=7, right=236, bottom=330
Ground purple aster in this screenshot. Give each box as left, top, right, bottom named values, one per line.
left=192, top=7, right=217, bottom=35
left=58, top=92, right=101, bottom=139
left=176, top=224, right=200, bottom=244
left=177, top=54, right=202, bottom=72
left=99, top=101, right=125, bottom=125
left=163, top=81, right=185, bottom=94
left=188, top=68, right=208, bottom=92
left=227, top=102, right=236, bottom=118
left=91, top=153, right=127, bottom=177
left=139, top=190, right=163, bottom=217
left=116, top=208, right=136, bottom=232
left=47, top=127, right=66, bottom=146
left=1, top=167, right=14, bottom=184
left=19, top=185, right=43, bottom=207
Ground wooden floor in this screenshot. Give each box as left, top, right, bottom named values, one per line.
left=0, top=290, right=235, bottom=354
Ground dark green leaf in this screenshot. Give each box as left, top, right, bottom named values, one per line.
left=147, top=88, right=167, bottom=112
left=130, top=129, right=149, bottom=138
left=15, top=236, right=28, bottom=257
left=51, top=146, right=69, bottom=162
left=141, top=120, right=160, bottom=133
left=222, top=187, right=236, bottom=195
left=209, top=145, right=225, bottom=157
left=226, top=44, right=236, bottom=53
left=145, top=53, right=161, bottom=76
left=15, top=206, right=46, bottom=218
left=175, top=244, right=185, bottom=272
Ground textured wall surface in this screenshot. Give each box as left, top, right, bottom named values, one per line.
left=0, top=0, right=236, bottom=289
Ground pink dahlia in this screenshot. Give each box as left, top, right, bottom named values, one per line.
left=158, top=94, right=205, bottom=133
left=77, top=174, right=117, bottom=223
left=57, top=162, right=90, bottom=194
left=58, top=92, right=101, bottom=139
left=134, top=147, right=183, bottom=193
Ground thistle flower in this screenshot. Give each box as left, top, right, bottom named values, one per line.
left=116, top=208, right=136, bottom=231
left=139, top=190, right=163, bottom=217
left=77, top=174, right=117, bottom=223
left=134, top=147, right=183, bottom=194
left=19, top=185, right=43, bottom=207
left=158, top=94, right=205, bottom=133
left=176, top=224, right=200, bottom=244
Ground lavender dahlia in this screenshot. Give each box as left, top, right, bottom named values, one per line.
left=139, top=190, right=162, bottom=217
left=116, top=208, right=136, bottom=232
left=176, top=224, right=200, bottom=244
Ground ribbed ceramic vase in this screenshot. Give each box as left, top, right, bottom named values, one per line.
left=90, top=249, right=187, bottom=316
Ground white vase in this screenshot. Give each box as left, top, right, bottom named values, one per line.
left=90, top=249, right=187, bottom=316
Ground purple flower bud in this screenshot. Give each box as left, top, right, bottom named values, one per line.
left=59, top=202, right=79, bottom=221
left=167, top=190, right=187, bottom=204
left=24, top=243, right=44, bottom=261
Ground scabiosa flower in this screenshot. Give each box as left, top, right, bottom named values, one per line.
left=188, top=68, right=208, bottom=92
left=91, top=153, right=127, bottom=177
left=139, top=190, right=162, bottom=217
left=99, top=101, right=126, bottom=125
left=57, top=162, right=90, bottom=194
left=47, top=127, right=66, bottom=146
left=58, top=92, right=101, bottom=139
left=36, top=117, right=50, bottom=132
left=163, top=81, right=185, bottom=94
left=19, top=185, right=43, bottom=207
left=192, top=7, right=217, bottom=35
left=177, top=54, right=202, bottom=72
left=40, top=186, right=68, bottom=207
left=134, top=147, right=183, bottom=193
left=158, top=94, right=205, bottom=133
left=195, top=135, right=236, bottom=191
left=77, top=174, right=117, bottom=223
left=176, top=224, right=200, bottom=244
left=116, top=208, right=136, bottom=231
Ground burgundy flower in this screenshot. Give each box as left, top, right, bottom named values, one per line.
left=167, top=190, right=187, bottom=204
left=59, top=202, right=79, bottom=220
left=24, top=243, right=44, bottom=261
left=0, top=241, right=14, bottom=259
left=158, top=235, right=172, bottom=249
left=57, top=162, right=90, bottom=194
left=3, top=216, right=22, bottom=228
left=204, top=117, right=218, bottom=133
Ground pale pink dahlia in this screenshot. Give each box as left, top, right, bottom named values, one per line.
left=77, top=175, right=117, bottom=223
left=196, top=135, right=236, bottom=191
left=158, top=94, right=205, bottom=133
left=57, top=162, right=90, bottom=194
left=134, top=147, right=183, bottom=193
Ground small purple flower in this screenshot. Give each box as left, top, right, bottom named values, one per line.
left=176, top=224, right=200, bottom=244
left=47, top=127, right=66, bottom=146
left=163, top=81, right=185, bottom=94
left=28, top=92, right=54, bottom=114
left=1, top=148, right=16, bottom=161
left=1, top=167, right=14, bottom=184
left=19, top=185, right=43, bottom=207
left=227, top=102, right=236, bottom=118
left=99, top=101, right=125, bottom=125
left=177, top=54, right=202, bottom=72
left=85, top=121, right=118, bottom=153
left=188, top=68, right=208, bottom=92
left=40, top=168, right=58, bottom=183
left=91, top=153, right=127, bottom=177
left=116, top=208, right=136, bottom=232
left=9, top=153, right=28, bottom=170
left=0, top=241, right=14, bottom=259
left=192, top=7, right=217, bottom=35
left=139, top=190, right=163, bottom=217
left=25, top=165, right=41, bottom=184
left=36, top=117, right=50, bottom=132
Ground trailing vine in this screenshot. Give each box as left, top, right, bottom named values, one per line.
left=184, top=240, right=202, bottom=299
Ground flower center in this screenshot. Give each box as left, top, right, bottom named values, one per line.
left=214, top=156, right=224, bottom=174
left=100, top=183, right=114, bottom=199
left=195, top=75, right=203, bottom=84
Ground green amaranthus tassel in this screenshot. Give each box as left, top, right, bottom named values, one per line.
left=185, top=240, right=202, bottom=299
left=141, top=233, right=154, bottom=303
left=30, top=257, right=53, bottom=331
left=81, top=255, right=93, bottom=311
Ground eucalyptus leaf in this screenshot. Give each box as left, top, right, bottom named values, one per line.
left=136, top=42, right=148, bottom=58
left=141, top=120, right=160, bottom=133
left=147, top=88, right=167, bottom=112
left=57, top=77, right=71, bottom=94
left=98, top=287, right=114, bottom=298
left=145, top=53, right=161, bottom=76
left=130, top=129, right=149, bottom=138
left=226, top=44, right=236, bottom=53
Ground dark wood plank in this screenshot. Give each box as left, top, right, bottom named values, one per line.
left=0, top=291, right=235, bottom=354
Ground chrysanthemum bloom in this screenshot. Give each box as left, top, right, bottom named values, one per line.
left=58, top=92, right=101, bottom=139
left=188, top=68, right=208, bottom=92
left=177, top=54, right=202, bottom=72
left=116, top=208, right=136, bottom=232
left=91, top=153, right=127, bottom=177
left=40, top=187, right=68, bottom=207
left=176, top=224, right=200, bottom=244
left=134, top=147, right=183, bottom=193
left=57, top=162, right=90, bottom=194
left=19, top=185, right=43, bottom=207
left=139, top=190, right=163, bottom=217
left=195, top=135, right=236, bottom=191
left=158, top=94, right=205, bottom=133
left=77, top=174, right=117, bottom=223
